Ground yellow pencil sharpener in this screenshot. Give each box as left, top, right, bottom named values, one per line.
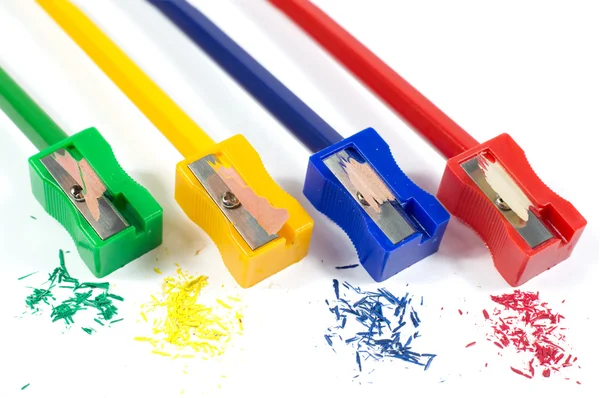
left=175, top=134, right=314, bottom=288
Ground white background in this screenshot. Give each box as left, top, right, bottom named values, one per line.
left=0, top=1, right=598, bottom=397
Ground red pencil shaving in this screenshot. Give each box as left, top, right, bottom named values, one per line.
left=482, top=290, right=577, bottom=380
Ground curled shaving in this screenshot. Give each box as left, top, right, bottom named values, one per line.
left=55, top=151, right=106, bottom=221
left=478, top=155, right=533, bottom=222
left=343, top=157, right=394, bottom=213
left=213, top=164, right=289, bottom=235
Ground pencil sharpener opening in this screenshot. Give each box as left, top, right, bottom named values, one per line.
left=437, top=133, right=587, bottom=286
left=28, top=127, right=163, bottom=278
left=174, top=134, right=313, bottom=288
left=303, top=127, right=450, bottom=282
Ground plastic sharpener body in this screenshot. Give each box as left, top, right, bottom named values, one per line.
left=28, top=127, right=163, bottom=277
left=304, top=127, right=450, bottom=281
left=437, top=133, right=587, bottom=286
left=175, top=134, right=314, bottom=288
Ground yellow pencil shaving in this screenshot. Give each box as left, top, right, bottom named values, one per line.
left=227, top=296, right=241, bottom=302
left=181, top=355, right=194, bottom=359
left=134, top=336, right=156, bottom=343
left=152, top=350, right=171, bottom=357
left=141, top=312, right=148, bottom=322
left=154, top=267, right=162, bottom=275
left=216, top=299, right=232, bottom=309
left=137, top=269, right=243, bottom=359
left=172, top=354, right=180, bottom=360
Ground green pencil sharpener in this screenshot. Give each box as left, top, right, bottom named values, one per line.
left=28, top=127, right=163, bottom=277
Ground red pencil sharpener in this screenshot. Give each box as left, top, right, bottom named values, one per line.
left=437, top=133, right=587, bottom=286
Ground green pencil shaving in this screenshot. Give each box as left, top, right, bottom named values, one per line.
left=0, top=66, right=163, bottom=277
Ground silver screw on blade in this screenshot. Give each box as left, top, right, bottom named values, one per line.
left=495, top=195, right=511, bottom=211
left=222, top=191, right=241, bottom=209
left=70, top=185, right=85, bottom=202
left=357, top=192, right=370, bottom=206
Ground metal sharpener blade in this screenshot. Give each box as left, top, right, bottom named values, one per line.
left=40, top=149, right=128, bottom=240
left=187, top=155, right=278, bottom=250
left=461, top=157, right=553, bottom=248
left=323, top=149, right=416, bottom=244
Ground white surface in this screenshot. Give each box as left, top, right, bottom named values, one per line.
left=0, top=0, right=598, bottom=397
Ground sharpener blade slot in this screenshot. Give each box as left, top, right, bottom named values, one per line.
left=461, top=156, right=553, bottom=248
left=323, top=148, right=418, bottom=245
left=187, top=155, right=278, bottom=250
left=40, top=149, right=128, bottom=240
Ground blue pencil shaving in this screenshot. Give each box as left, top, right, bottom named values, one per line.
left=353, top=296, right=368, bottom=308
left=325, top=334, right=333, bottom=346
left=360, top=350, right=379, bottom=361
left=335, top=264, right=359, bottom=269
left=339, top=298, right=351, bottom=306
left=340, top=307, right=358, bottom=316
left=325, top=279, right=435, bottom=374
left=413, top=309, right=421, bottom=324
left=342, top=281, right=362, bottom=294
left=423, top=354, right=436, bottom=370
left=409, top=309, right=420, bottom=328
